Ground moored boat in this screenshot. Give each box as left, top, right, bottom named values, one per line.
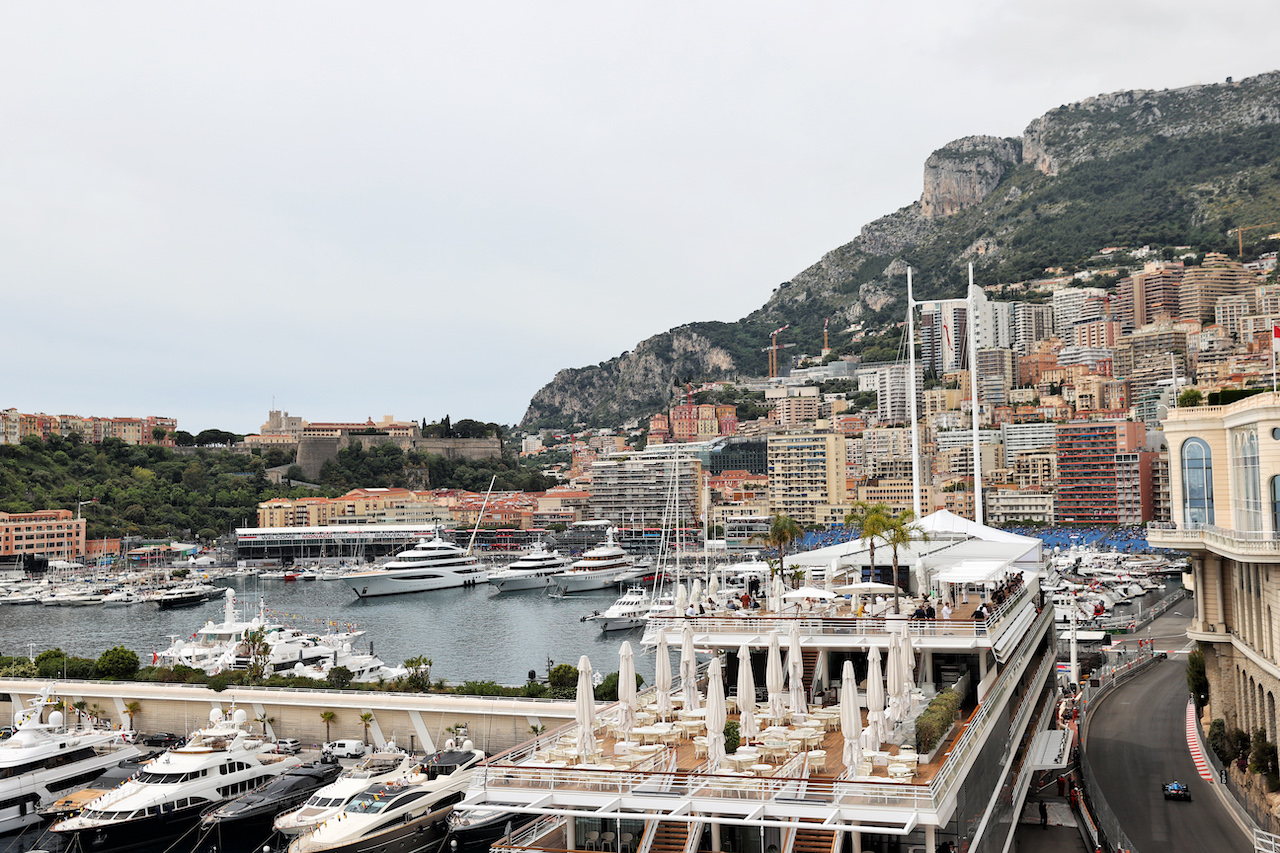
left=487, top=542, right=570, bottom=592
left=343, top=537, right=490, bottom=598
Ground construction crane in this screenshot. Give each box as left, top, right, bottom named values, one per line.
left=761, top=324, right=796, bottom=378
left=1229, top=221, right=1280, bottom=258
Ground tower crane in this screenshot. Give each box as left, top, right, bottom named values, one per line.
left=1229, top=221, right=1280, bottom=258
left=761, top=324, right=796, bottom=378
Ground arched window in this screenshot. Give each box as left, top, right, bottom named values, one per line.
left=1270, top=476, right=1280, bottom=535
left=1182, top=438, right=1214, bottom=526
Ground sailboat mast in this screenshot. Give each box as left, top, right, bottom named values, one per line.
left=907, top=267, right=921, bottom=519
left=968, top=264, right=983, bottom=525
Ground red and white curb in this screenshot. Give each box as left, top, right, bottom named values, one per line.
left=1186, top=699, right=1214, bottom=781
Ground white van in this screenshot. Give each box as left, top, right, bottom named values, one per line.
left=324, top=739, right=367, bottom=758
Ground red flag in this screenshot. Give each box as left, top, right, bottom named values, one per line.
left=1273, top=324, right=1280, bottom=353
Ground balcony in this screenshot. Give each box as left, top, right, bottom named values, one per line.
left=1147, top=522, right=1280, bottom=556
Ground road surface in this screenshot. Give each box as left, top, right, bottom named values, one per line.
left=1087, top=656, right=1251, bottom=853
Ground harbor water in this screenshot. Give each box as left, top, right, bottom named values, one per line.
left=0, top=576, right=662, bottom=687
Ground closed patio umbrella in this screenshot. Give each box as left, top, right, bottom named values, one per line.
left=736, top=642, right=758, bottom=743
left=772, top=574, right=785, bottom=613
left=899, top=627, right=916, bottom=715
left=886, top=631, right=904, bottom=724
left=618, top=641, right=637, bottom=738
left=788, top=624, right=807, bottom=719
left=680, top=622, right=701, bottom=710
left=840, top=660, right=863, bottom=771
left=655, top=631, right=673, bottom=719
left=675, top=583, right=688, bottom=615
left=862, top=645, right=886, bottom=750
left=575, top=654, right=600, bottom=763
left=766, top=630, right=786, bottom=722
left=705, top=657, right=727, bottom=770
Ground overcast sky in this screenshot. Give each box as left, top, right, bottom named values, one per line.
left=4, top=2, right=1279, bottom=435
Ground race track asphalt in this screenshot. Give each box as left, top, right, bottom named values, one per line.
left=1087, top=657, right=1251, bottom=853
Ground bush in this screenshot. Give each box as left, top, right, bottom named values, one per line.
left=724, top=720, right=740, bottom=754
left=548, top=663, right=578, bottom=690
left=326, top=666, right=354, bottom=689
left=1186, top=647, right=1208, bottom=707
left=1209, top=719, right=1230, bottom=763
left=96, top=646, right=140, bottom=680
left=522, top=681, right=549, bottom=699
left=915, top=688, right=963, bottom=754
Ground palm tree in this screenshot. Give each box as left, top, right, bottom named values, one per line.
left=244, top=628, right=271, bottom=683
left=845, top=502, right=891, bottom=586
left=320, top=710, right=336, bottom=743
left=883, top=510, right=929, bottom=614
left=359, top=712, right=374, bottom=745
left=123, top=701, right=141, bottom=732
left=255, top=712, right=275, bottom=738
left=756, top=514, right=802, bottom=584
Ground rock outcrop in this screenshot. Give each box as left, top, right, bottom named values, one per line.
left=521, top=329, right=738, bottom=427
left=920, top=136, right=1022, bottom=219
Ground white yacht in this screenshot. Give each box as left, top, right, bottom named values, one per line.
left=274, top=750, right=422, bottom=836
left=51, top=708, right=300, bottom=851
left=584, top=585, right=651, bottom=632
left=289, top=743, right=484, bottom=853
left=548, top=529, right=640, bottom=594
left=344, top=537, right=490, bottom=598
left=487, top=542, right=571, bottom=592
left=0, top=685, right=142, bottom=834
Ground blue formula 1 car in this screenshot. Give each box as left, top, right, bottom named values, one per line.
left=1163, top=780, right=1192, bottom=801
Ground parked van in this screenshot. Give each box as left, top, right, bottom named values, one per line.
left=323, top=739, right=367, bottom=758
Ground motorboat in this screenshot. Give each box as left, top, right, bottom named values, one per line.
left=201, top=759, right=343, bottom=831
left=101, top=589, right=139, bottom=607
left=51, top=707, right=300, bottom=851
left=0, top=685, right=142, bottom=834
left=584, top=586, right=651, bottom=632
left=274, top=750, right=423, bottom=836
left=153, top=582, right=218, bottom=609
left=548, top=529, right=640, bottom=594
left=344, top=537, right=490, bottom=598
left=289, top=743, right=485, bottom=853
left=486, top=542, right=571, bottom=592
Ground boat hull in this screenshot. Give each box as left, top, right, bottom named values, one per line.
left=55, top=801, right=207, bottom=852
left=550, top=570, right=639, bottom=594
left=345, top=570, right=490, bottom=598
left=292, top=804, right=452, bottom=853
left=487, top=573, right=554, bottom=592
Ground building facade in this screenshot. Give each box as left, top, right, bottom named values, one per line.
left=766, top=431, right=849, bottom=526
left=1150, top=392, right=1280, bottom=750
left=0, top=510, right=86, bottom=561
left=1055, top=420, right=1153, bottom=524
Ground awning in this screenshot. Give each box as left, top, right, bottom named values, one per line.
left=933, top=560, right=1010, bottom=585
left=992, top=602, right=1037, bottom=662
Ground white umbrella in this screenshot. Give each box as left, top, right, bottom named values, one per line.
left=862, top=646, right=886, bottom=750
left=575, top=655, right=600, bottom=763
left=690, top=579, right=702, bottom=608
left=783, top=586, right=835, bottom=600
left=705, top=657, right=727, bottom=770
left=618, top=641, right=638, bottom=738
left=680, top=622, right=701, bottom=710
left=766, top=630, right=786, bottom=722
left=708, top=573, right=719, bottom=601
left=886, top=631, right=904, bottom=724
left=655, top=631, right=673, bottom=719
left=675, top=583, right=688, bottom=615
left=840, top=660, right=863, bottom=771
left=736, top=642, right=758, bottom=744
left=788, top=624, right=807, bottom=719
left=826, top=559, right=838, bottom=597
left=899, top=627, right=916, bottom=714
left=772, top=574, right=785, bottom=612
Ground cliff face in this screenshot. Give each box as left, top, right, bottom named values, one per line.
left=920, top=136, right=1022, bottom=219
left=522, top=329, right=737, bottom=428
left=520, top=70, right=1280, bottom=430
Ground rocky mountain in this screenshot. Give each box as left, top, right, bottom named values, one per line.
left=521, top=71, right=1280, bottom=430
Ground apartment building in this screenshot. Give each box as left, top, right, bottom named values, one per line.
left=975, top=348, right=1014, bottom=408
left=1055, top=420, right=1153, bottom=524
left=919, top=301, right=968, bottom=374
left=0, top=409, right=176, bottom=446
left=985, top=490, right=1055, bottom=525
left=0, top=510, right=86, bottom=561
left=587, top=453, right=702, bottom=526
left=766, top=431, right=848, bottom=526
left=1179, top=253, right=1254, bottom=323
left=1117, top=260, right=1183, bottom=332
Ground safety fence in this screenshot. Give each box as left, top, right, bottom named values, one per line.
left=1196, top=709, right=1276, bottom=836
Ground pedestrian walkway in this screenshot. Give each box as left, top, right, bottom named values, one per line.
left=1014, top=794, right=1090, bottom=852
